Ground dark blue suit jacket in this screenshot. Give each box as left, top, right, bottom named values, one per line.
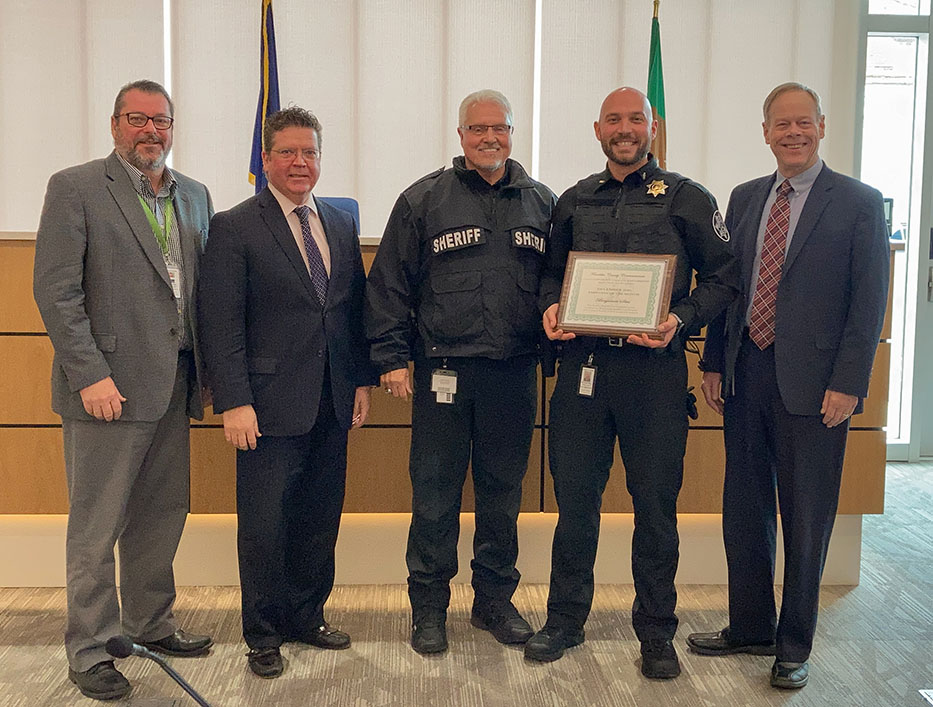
left=198, top=188, right=376, bottom=435
left=704, top=164, right=889, bottom=416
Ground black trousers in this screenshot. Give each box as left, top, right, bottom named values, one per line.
left=546, top=340, right=688, bottom=642
left=406, top=354, right=537, bottom=617
left=723, top=336, right=849, bottom=663
left=236, top=372, right=348, bottom=649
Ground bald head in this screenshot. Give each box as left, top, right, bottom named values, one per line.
left=594, top=86, right=657, bottom=177
left=599, top=87, right=653, bottom=124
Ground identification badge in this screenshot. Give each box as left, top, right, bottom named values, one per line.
left=432, top=368, right=457, bottom=404
left=167, top=265, right=183, bottom=299
left=578, top=357, right=597, bottom=398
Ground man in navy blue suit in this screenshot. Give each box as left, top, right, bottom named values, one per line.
left=198, top=107, right=375, bottom=679
left=687, top=83, right=889, bottom=689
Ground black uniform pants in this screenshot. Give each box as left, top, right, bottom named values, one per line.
left=546, top=340, right=687, bottom=642
left=235, top=370, right=348, bottom=649
left=722, top=336, right=848, bottom=663
left=407, top=354, right=537, bottom=617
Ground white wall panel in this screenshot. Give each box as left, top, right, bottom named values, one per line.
left=1, top=0, right=853, bottom=237
left=357, top=0, right=446, bottom=236
left=0, top=0, right=161, bottom=231
left=661, top=2, right=711, bottom=190
left=171, top=0, right=255, bottom=213
left=539, top=0, right=626, bottom=198
left=274, top=0, right=357, bottom=203
left=446, top=0, right=536, bottom=172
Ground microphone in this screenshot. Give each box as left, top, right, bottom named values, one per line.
left=105, top=635, right=148, bottom=659
left=106, top=635, right=213, bottom=707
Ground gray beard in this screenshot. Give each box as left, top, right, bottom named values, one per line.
left=126, top=145, right=167, bottom=172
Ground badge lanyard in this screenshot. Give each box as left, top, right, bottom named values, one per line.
left=137, top=194, right=174, bottom=257
left=138, top=194, right=183, bottom=301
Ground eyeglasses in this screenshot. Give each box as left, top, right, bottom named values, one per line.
left=269, top=148, right=322, bottom=161
left=462, top=124, right=513, bottom=136
left=116, top=112, right=174, bottom=130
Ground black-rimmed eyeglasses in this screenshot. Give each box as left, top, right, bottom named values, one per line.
left=115, top=112, right=174, bottom=130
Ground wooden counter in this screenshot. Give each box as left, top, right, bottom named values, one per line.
left=1, top=239, right=893, bottom=515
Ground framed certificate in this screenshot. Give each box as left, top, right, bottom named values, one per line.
left=556, top=251, right=677, bottom=338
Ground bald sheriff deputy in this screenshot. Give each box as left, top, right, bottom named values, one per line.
left=365, top=89, right=556, bottom=655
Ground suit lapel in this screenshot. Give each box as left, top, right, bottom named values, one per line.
left=105, top=153, right=171, bottom=287
left=258, top=188, right=320, bottom=305
left=783, top=164, right=832, bottom=274
left=315, top=196, right=341, bottom=290
left=173, top=186, right=199, bottom=300
left=741, top=176, right=774, bottom=293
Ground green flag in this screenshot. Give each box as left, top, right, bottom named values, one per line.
left=648, top=0, right=666, bottom=168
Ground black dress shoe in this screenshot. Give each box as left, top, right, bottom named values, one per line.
left=247, top=647, right=284, bottom=679
left=470, top=602, right=534, bottom=645
left=523, top=625, right=585, bottom=662
left=69, top=660, right=131, bottom=700
left=641, top=639, right=681, bottom=679
left=686, top=627, right=775, bottom=656
left=771, top=660, right=809, bottom=689
left=140, top=628, right=213, bottom=656
left=411, top=613, right=448, bottom=654
left=300, top=623, right=351, bottom=650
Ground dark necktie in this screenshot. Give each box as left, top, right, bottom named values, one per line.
left=748, top=179, right=793, bottom=350
left=294, top=205, right=328, bottom=306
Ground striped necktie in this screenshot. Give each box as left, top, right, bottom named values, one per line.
left=294, top=205, right=328, bottom=306
left=748, top=179, right=793, bottom=350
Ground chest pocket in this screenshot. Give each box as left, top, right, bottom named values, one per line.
left=624, top=201, right=673, bottom=253
left=428, top=270, right=484, bottom=343
left=572, top=199, right=618, bottom=252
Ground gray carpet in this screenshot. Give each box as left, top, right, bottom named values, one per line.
left=0, top=462, right=930, bottom=706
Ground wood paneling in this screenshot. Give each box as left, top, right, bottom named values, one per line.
left=0, top=242, right=44, bottom=332
left=543, top=428, right=885, bottom=515
left=0, top=240, right=893, bottom=516
left=0, top=429, right=68, bottom=513
left=838, top=430, right=887, bottom=514
left=0, top=336, right=57, bottom=424
left=189, top=427, right=235, bottom=513
left=881, top=250, right=895, bottom=341
left=542, top=428, right=727, bottom=514
left=190, top=427, right=545, bottom=515
left=859, top=342, right=890, bottom=429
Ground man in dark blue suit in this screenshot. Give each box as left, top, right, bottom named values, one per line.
left=198, top=107, right=375, bottom=678
left=687, top=83, right=889, bottom=689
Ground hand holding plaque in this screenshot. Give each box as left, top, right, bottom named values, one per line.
left=556, top=252, right=677, bottom=339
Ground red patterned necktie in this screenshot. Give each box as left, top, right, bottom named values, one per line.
left=748, top=179, right=793, bottom=350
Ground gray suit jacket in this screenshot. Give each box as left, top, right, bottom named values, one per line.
left=34, top=151, right=213, bottom=422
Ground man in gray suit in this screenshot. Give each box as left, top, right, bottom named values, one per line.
left=33, top=80, right=213, bottom=701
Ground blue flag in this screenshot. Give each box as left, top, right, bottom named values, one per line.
left=249, top=0, right=280, bottom=192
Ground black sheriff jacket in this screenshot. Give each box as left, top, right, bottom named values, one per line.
left=365, top=157, right=556, bottom=373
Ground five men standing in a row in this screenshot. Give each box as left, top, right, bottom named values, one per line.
left=33, top=77, right=888, bottom=700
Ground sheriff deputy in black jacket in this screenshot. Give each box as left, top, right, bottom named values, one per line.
left=524, top=87, right=739, bottom=679
left=365, top=89, right=555, bottom=656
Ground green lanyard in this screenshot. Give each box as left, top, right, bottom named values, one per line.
left=137, top=194, right=174, bottom=256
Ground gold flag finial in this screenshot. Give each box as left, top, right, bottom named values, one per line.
left=653, top=0, right=660, bottom=19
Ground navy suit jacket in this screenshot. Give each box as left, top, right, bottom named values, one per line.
left=704, top=164, right=889, bottom=416
left=198, top=188, right=375, bottom=435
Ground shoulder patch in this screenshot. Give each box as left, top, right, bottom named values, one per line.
left=712, top=210, right=730, bottom=242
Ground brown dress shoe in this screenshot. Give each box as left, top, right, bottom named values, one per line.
left=139, top=628, right=213, bottom=656
left=69, top=661, right=131, bottom=700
